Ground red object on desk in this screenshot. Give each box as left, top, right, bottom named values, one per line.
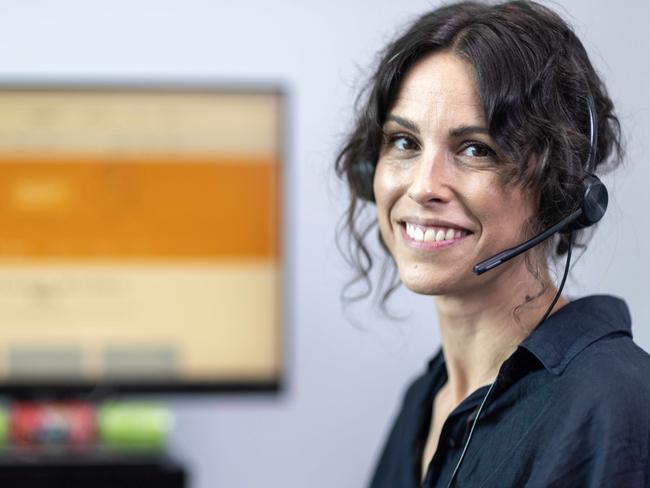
left=10, top=402, right=96, bottom=447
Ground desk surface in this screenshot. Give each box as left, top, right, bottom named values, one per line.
left=0, top=449, right=187, bottom=488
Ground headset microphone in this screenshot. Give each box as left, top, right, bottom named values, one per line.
left=473, top=94, right=607, bottom=275
left=446, top=93, right=607, bottom=488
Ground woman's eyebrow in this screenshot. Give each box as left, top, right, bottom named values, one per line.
left=385, top=114, right=419, bottom=134
left=449, top=125, right=490, bottom=137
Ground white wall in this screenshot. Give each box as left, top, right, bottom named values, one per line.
left=0, top=1, right=648, bottom=487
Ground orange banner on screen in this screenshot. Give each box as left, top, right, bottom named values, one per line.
left=0, top=155, right=279, bottom=259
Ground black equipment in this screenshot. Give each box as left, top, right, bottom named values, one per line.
left=473, top=94, right=607, bottom=275
left=444, top=93, right=607, bottom=488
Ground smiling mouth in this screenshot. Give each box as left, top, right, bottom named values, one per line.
left=403, top=222, right=471, bottom=243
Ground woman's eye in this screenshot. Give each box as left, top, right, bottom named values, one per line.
left=460, top=142, right=495, bottom=158
left=388, top=135, right=418, bottom=152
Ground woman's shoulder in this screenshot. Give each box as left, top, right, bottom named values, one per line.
left=550, top=319, right=650, bottom=438
left=562, top=295, right=650, bottom=390
left=521, top=294, right=650, bottom=413
left=564, top=330, right=650, bottom=402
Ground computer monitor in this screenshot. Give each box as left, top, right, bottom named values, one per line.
left=0, top=84, right=284, bottom=395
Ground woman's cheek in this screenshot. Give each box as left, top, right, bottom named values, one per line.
left=375, top=160, right=410, bottom=204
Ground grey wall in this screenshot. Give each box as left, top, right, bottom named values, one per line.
left=0, top=1, right=648, bottom=487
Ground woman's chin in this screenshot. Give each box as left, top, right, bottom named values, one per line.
left=396, top=258, right=490, bottom=296
left=399, top=270, right=459, bottom=296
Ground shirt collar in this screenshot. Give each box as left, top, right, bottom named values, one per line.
left=518, top=295, right=631, bottom=376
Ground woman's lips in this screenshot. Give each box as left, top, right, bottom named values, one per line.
left=400, top=221, right=472, bottom=249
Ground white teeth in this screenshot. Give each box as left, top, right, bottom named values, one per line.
left=405, top=223, right=415, bottom=239
left=405, top=223, right=466, bottom=243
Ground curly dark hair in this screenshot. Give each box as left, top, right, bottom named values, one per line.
left=335, top=0, right=623, bottom=306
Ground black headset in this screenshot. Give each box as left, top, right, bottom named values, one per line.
left=473, top=93, right=607, bottom=275
left=443, top=93, right=607, bottom=487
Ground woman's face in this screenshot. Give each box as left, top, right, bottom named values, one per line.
left=373, top=51, right=537, bottom=296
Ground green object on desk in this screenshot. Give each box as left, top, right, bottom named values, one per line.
left=0, top=406, right=7, bottom=447
left=98, top=402, right=172, bottom=452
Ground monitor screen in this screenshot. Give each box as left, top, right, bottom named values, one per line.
left=0, top=85, right=283, bottom=395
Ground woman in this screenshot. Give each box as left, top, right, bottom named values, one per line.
left=336, top=1, right=650, bottom=487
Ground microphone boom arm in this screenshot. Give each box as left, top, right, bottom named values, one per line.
left=473, top=208, right=582, bottom=275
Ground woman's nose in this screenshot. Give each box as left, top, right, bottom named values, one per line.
left=406, top=150, right=452, bottom=206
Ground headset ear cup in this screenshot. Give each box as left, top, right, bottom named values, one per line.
left=582, top=175, right=608, bottom=224
left=350, top=160, right=376, bottom=202
left=566, top=174, right=608, bottom=232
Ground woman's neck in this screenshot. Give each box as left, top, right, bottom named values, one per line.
left=434, top=259, right=566, bottom=405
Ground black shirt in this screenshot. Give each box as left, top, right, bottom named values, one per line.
left=369, top=295, right=650, bottom=487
